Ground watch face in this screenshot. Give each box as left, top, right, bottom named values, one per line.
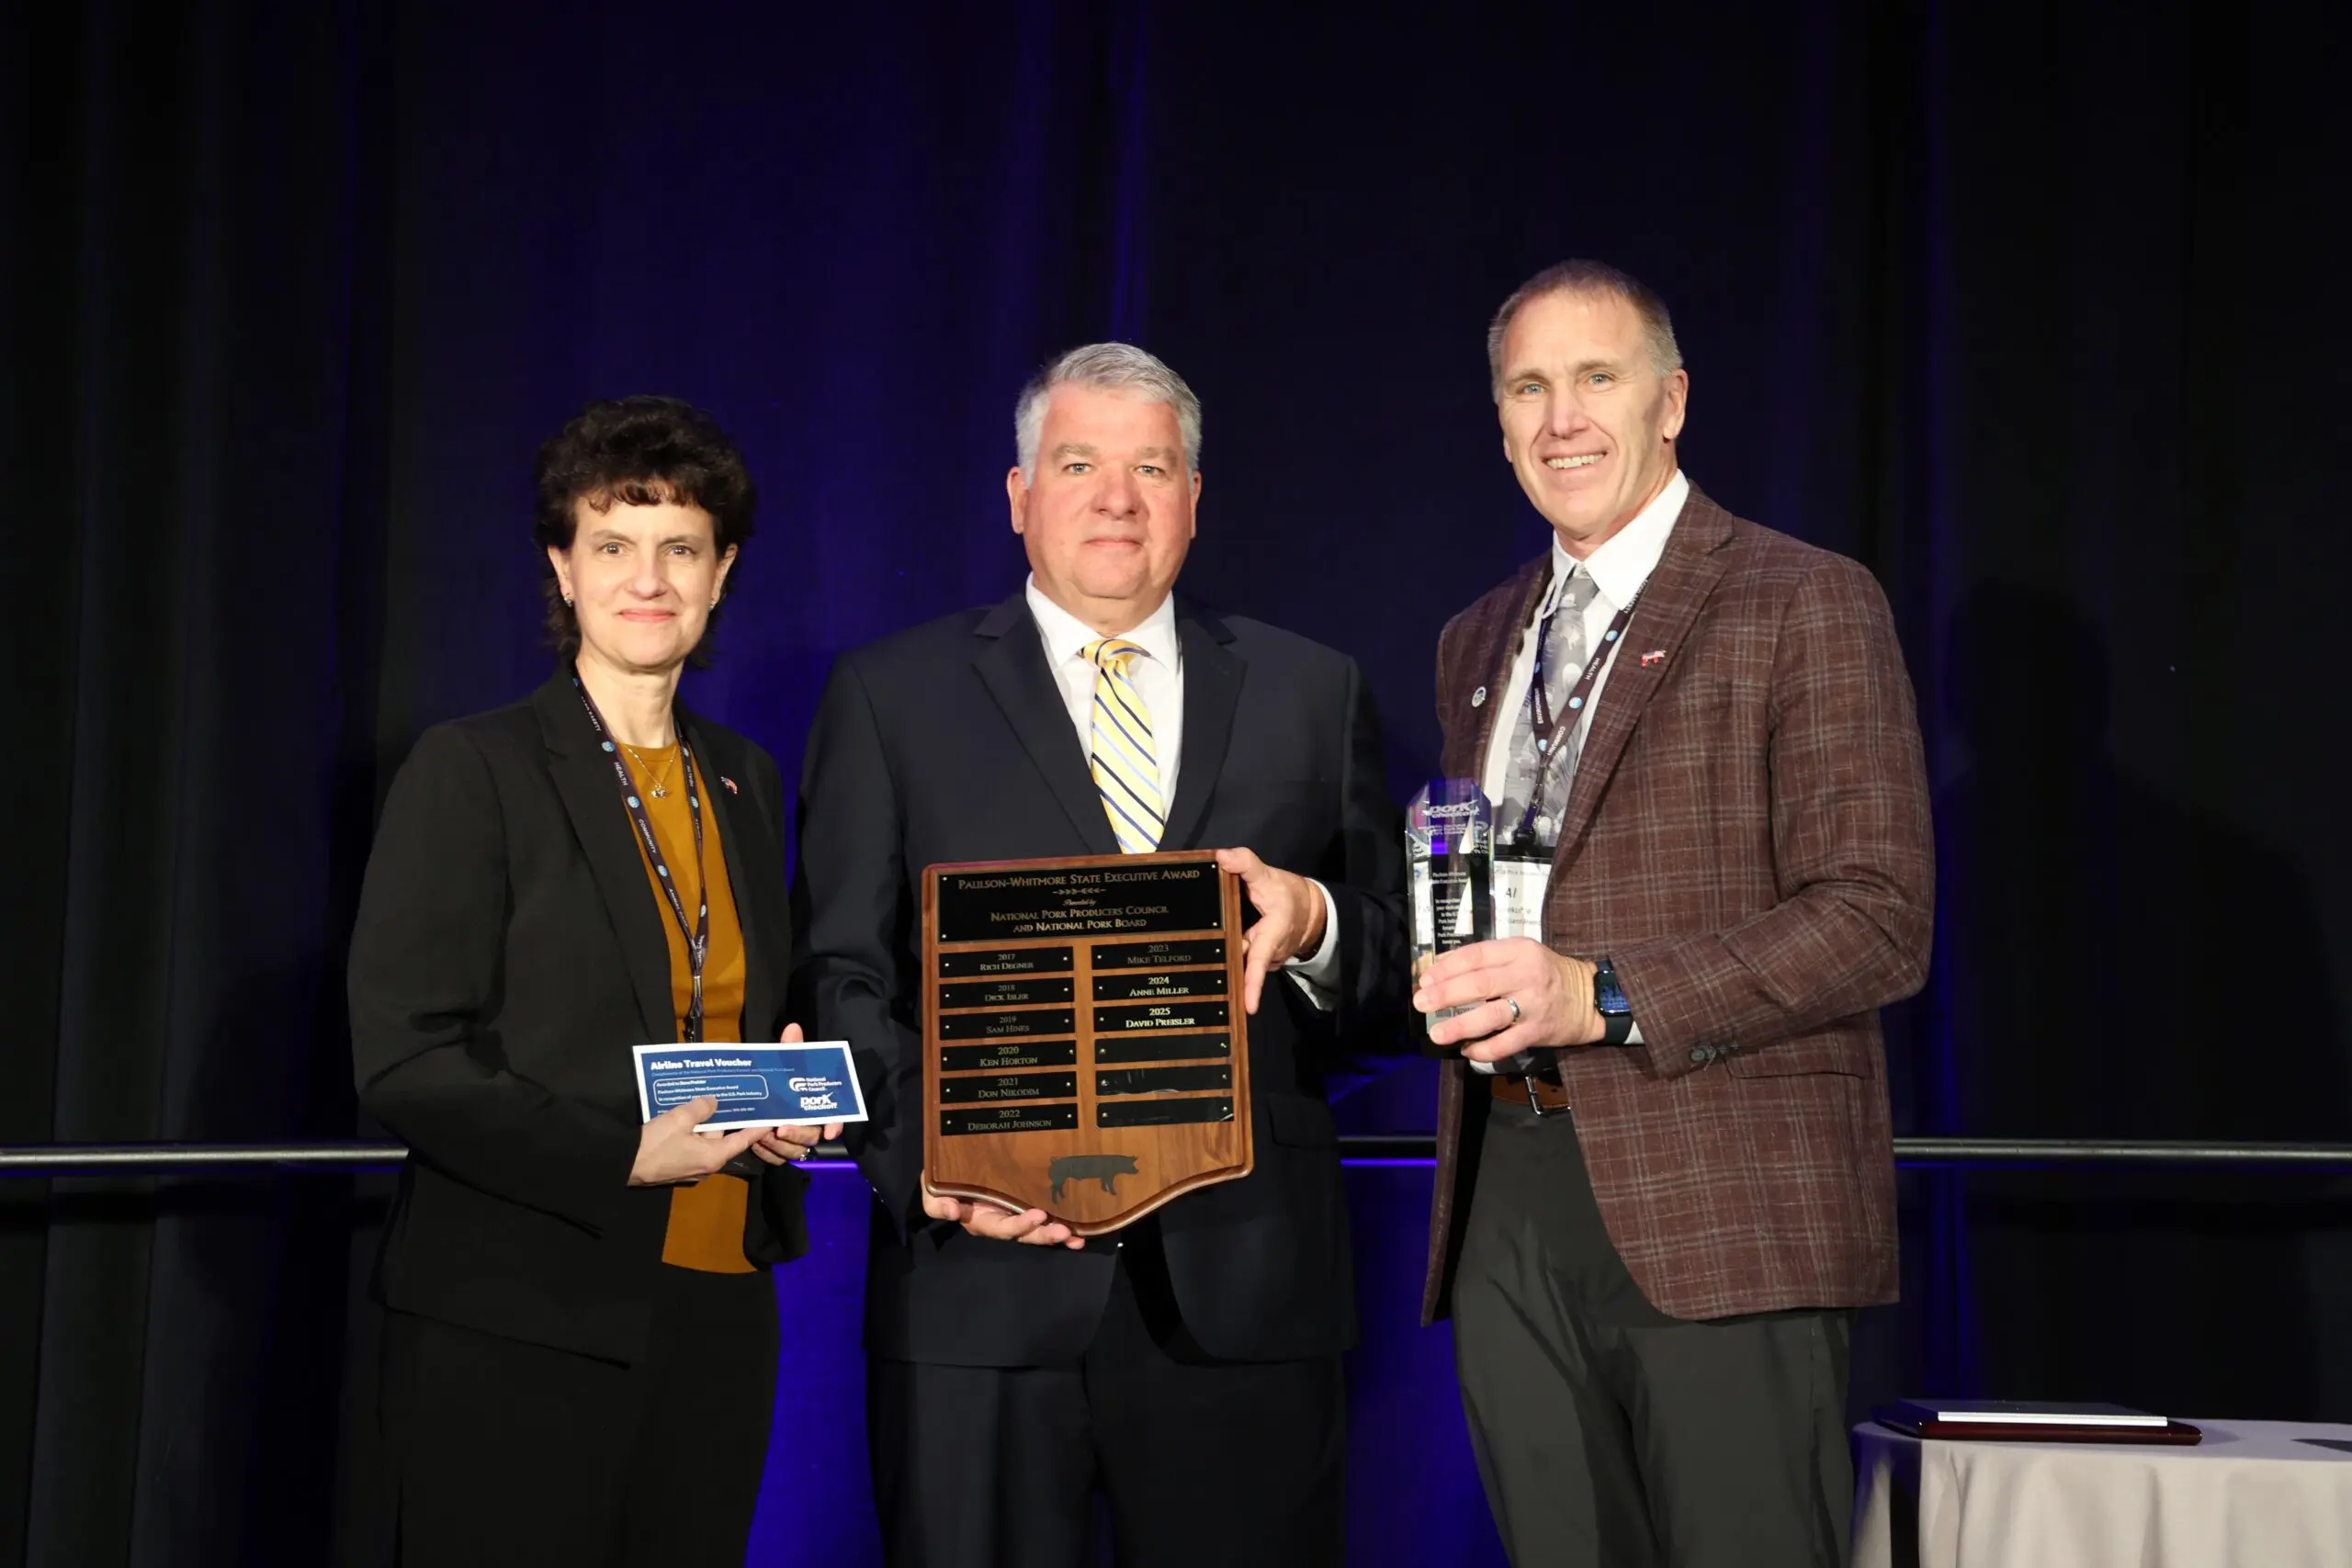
left=1594, top=971, right=1631, bottom=1015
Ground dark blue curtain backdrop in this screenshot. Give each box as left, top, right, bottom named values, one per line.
left=5, top=0, right=2347, bottom=1563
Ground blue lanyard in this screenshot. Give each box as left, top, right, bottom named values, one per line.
left=572, top=672, right=709, bottom=1042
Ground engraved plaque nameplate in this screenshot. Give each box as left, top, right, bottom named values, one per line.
left=936, top=946, right=1074, bottom=977
left=936, top=1008, right=1076, bottom=1041
left=1096, top=1065, right=1233, bottom=1098
left=1091, top=940, right=1227, bottom=970
left=1091, top=970, right=1227, bottom=1003
left=1092, top=1001, right=1230, bottom=1033
left=938, top=1071, right=1080, bottom=1104
left=1089, top=1032, right=1231, bottom=1066
left=939, top=976, right=1076, bottom=1010
left=941, top=1104, right=1081, bottom=1136
left=1097, top=1096, right=1234, bottom=1129
left=939, top=1040, right=1080, bottom=1073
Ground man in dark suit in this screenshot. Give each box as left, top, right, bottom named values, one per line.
left=1411, top=261, right=1934, bottom=1568
left=791, top=343, right=1407, bottom=1568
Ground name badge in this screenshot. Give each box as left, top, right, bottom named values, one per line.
left=1492, top=851, right=1551, bottom=942
left=631, top=1042, right=869, bottom=1131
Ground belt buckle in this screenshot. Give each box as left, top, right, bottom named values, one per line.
left=1523, top=1068, right=1563, bottom=1118
left=1490, top=1051, right=1566, bottom=1117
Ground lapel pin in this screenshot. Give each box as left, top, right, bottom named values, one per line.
left=720, top=775, right=740, bottom=795
left=1471, top=685, right=1487, bottom=707
left=1639, top=649, right=1666, bottom=667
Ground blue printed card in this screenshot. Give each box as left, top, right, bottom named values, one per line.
left=630, top=1042, right=868, bottom=1131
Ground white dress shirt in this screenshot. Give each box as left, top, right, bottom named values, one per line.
left=1023, top=578, right=1340, bottom=1002
left=1478, top=469, right=1690, bottom=807
left=1467, top=468, right=1688, bottom=1066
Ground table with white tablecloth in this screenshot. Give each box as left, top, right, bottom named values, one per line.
left=1850, top=1417, right=2352, bottom=1568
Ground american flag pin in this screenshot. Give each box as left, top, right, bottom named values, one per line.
left=720, top=775, right=740, bottom=795
left=1640, top=649, right=1666, bottom=667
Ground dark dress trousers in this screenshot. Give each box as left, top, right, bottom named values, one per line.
left=791, top=592, right=1408, bottom=1568
left=347, top=671, right=809, bottom=1565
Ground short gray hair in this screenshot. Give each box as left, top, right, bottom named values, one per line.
left=1014, top=343, right=1203, bottom=478
left=1486, top=259, right=1683, bottom=398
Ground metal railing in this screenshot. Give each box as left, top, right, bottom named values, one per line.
left=5, top=1137, right=2352, bottom=1178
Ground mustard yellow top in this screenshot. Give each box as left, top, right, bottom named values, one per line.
left=626, top=741, right=757, bottom=1274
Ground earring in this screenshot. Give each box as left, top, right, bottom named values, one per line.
left=563, top=594, right=574, bottom=607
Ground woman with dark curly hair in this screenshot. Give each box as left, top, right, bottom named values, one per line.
left=348, top=396, right=828, bottom=1564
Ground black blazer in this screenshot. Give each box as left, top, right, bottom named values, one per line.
left=791, top=592, right=1408, bottom=1365
left=349, top=671, right=809, bottom=1363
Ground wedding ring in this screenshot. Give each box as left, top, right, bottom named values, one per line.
left=1504, top=997, right=1522, bottom=1024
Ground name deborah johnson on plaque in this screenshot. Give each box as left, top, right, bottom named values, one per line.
left=921, top=852, right=1252, bottom=1235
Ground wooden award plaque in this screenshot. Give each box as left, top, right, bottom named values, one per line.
left=921, top=851, right=1253, bottom=1235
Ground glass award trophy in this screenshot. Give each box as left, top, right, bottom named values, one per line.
left=1407, top=780, right=1493, bottom=1032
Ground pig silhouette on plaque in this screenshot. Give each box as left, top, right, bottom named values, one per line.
left=1049, top=1152, right=1140, bottom=1201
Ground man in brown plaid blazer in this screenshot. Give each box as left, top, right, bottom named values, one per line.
left=1411, top=260, right=1934, bottom=1568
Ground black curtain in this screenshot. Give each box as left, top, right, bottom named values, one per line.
left=6, top=1, right=2347, bottom=1562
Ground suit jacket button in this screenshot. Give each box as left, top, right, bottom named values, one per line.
left=1689, top=1046, right=1712, bottom=1065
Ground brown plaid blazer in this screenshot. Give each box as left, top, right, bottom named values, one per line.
left=1421, top=486, right=1933, bottom=1324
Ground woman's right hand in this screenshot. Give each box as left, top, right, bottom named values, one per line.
left=628, top=1096, right=765, bottom=1186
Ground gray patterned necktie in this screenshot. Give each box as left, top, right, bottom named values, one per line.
left=1498, top=567, right=1600, bottom=847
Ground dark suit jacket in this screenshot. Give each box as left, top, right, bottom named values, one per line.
left=1423, top=488, right=1934, bottom=1324
left=791, top=592, right=1407, bottom=1366
left=348, top=671, right=809, bottom=1364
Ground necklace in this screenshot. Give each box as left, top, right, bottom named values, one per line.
left=622, top=743, right=678, bottom=798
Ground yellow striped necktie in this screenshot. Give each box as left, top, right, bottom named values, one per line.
left=1083, top=637, right=1164, bottom=853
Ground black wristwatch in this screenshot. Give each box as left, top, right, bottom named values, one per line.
left=1592, top=957, right=1634, bottom=1046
